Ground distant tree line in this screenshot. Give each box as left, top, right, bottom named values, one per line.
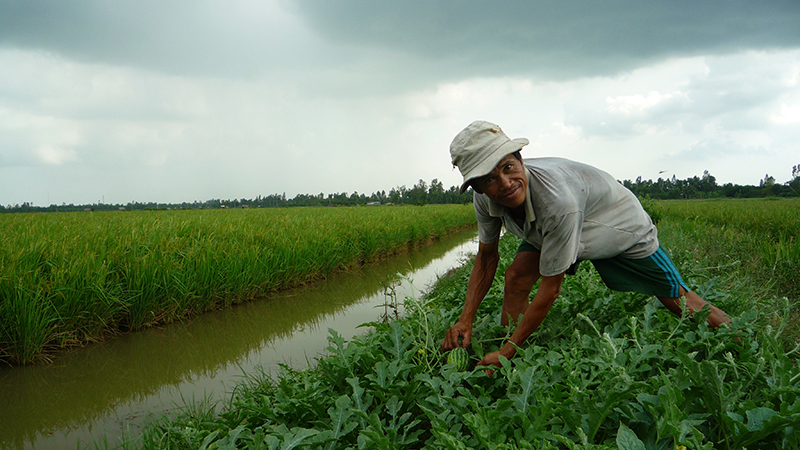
left=0, top=178, right=473, bottom=213
left=622, top=165, right=800, bottom=200
left=3, top=166, right=799, bottom=213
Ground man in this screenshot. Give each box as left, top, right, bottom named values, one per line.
left=440, top=120, right=732, bottom=371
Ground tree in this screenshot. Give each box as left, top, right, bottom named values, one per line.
left=699, top=170, right=717, bottom=195
left=406, top=180, right=428, bottom=205
left=787, top=164, right=800, bottom=196
left=428, top=179, right=445, bottom=204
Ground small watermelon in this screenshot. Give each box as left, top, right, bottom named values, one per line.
left=446, top=347, right=469, bottom=371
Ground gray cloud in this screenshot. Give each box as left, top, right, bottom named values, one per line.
left=0, top=0, right=319, bottom=78
left=1, top=1, right=799, bottom=206
left=291, top=0, right=800, bottom=81
left=4, top=1, right=799, bottom=84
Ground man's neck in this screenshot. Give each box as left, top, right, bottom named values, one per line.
left=510, top=204, right=526, bottom=220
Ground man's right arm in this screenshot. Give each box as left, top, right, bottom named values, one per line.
left=441, top=240, right=500, bottom=350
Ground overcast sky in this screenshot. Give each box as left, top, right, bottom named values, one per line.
left=2, top=1, right=799, bottom=206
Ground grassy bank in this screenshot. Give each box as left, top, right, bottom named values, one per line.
left=115, top=199, right=800, bottom=449
left=0, top=205, right=475, bottom=365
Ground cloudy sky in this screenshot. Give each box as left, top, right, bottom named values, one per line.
left=2, top=1, right=799, bottom=206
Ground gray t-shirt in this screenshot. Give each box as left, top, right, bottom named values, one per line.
left=474, top=157, right=659, bottom=277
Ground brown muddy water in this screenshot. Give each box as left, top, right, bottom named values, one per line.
left=0, top=228, right=478, bottom=450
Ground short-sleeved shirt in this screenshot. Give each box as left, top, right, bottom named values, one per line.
left=474, top=157, right=659, bottom=277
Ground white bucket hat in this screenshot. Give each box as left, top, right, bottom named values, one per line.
left=450, top=121, right=529, bottom=193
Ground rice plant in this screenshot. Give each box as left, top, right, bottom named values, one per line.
left=0, top=205, right=476, bottom=365
left=653, top=198, right=800, bottom=344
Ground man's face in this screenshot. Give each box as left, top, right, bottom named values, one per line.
left=475, top=154, right=527, bottom=208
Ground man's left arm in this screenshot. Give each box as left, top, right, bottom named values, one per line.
left=477, top=272, right=565, bottom=368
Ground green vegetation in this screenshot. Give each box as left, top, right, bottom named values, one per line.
left=622, top=166, right=800, bottom=199
left=0, top=205, right=475, bottom=365
left=111, top=198, right=799, bottom=449
left=4, top=165, right=798, bottom=213
left=1, top=178, right=472, bottom=213
left=655, top=198, right=799, bottom=329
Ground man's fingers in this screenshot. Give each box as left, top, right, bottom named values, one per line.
left=440, top=338, right=454, bottom=351
left=477, top=358, right=495, bottom=377
left=441, top=329, right=461, bottom=350
left=459, top=331, right=471, bottom=349
left=441, top=324, right=471, bottom=351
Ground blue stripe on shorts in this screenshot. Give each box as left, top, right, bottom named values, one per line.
left=649, top=247, right=688, bottom=298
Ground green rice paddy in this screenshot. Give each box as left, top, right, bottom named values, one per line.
left=0, top=205, right=476, bottom=365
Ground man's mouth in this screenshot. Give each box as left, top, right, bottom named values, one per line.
left=502, top=184, right=520, bottom=200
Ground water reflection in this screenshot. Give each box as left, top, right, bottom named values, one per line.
left=0, top=228, right=477, bottom=450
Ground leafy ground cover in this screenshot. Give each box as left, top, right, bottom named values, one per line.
left=118, top=217, right=800, bottom=449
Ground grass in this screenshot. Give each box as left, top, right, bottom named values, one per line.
left=0, top=205, right=476, bottom=365
left=107, top=198, right=800, bottom=449
left=655, top=198, right=799, bottom=298
left=652, top=198, right=800, bottom=345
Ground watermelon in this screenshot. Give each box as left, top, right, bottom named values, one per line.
left=446, top=347, right=469, bottom=371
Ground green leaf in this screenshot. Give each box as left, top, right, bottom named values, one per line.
left=383, top=321, right=414, bottom=360
left=264, top=434, right=280, bottom=450
left=326, top=394, right=356, bottom=443
left=208, top=425, right=249, bottom=450
left=509, top=365, right=538, bottom=415
left=430, top=428, right=469, bottom=450
left=745, top=407, right=778, bottom=432
left=347, top=377, right=372, bottom=429
left=198, top=430, right=220, bottom=450
left=616, top=423, right=645, bottom=450
left=278, top=427, right=319, bottom=450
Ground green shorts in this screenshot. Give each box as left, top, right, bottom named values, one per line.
left=516, top=241, right=688, bottom=298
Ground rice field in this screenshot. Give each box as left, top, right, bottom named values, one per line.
left=657, top=197, right=799, bottom=243
left=654, top=198, right=799, bottom=304
left=0, top=205, right=476, bottom=365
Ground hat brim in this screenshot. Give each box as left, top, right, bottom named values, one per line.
left=459, top=138, right=529, bottom=193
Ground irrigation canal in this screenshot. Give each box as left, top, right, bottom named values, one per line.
left=0, top=227, right=479, bottom=450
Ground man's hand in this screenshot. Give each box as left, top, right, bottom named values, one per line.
left=476, top=350, right=502, bottom=376
left=440, top=321, right=472, bottom=350
left=477, top=350, right=502, bottom=368
left=476, top=344, right=516, bottom=377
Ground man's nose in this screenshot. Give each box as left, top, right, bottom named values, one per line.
left=498, top=173, right=512, bottom=189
